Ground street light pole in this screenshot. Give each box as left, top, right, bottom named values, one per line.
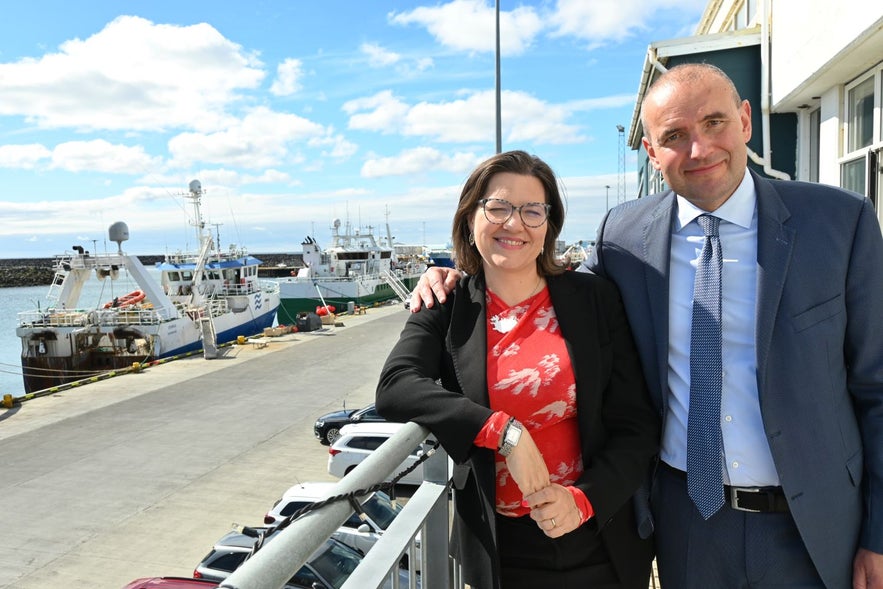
left=495, top=0, right=502, bottom=154
left=605, top=185, right=610, bottom=212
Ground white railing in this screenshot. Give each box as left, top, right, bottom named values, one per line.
left=380, top=269, right=411, bottom=303
left=219, top=422, right=460, bottom=589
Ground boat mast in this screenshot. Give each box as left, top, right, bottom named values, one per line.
left=186, top=179, right=209, bottom=251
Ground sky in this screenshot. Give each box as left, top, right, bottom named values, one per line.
left=0, top=0, right=707, bottom=259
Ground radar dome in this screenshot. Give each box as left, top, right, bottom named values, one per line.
left=332, top=218, right=341, bottom=229
left=189, top=179, right=202, bottom=194
left=108, top=221, right=129, bottom=253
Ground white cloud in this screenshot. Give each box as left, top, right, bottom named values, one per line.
left=50, top=140, right=162, bottom=174
left=270, top=58, right=305, bottom=96
left=167, top=106, right=326, bottom=169
left=346, top=89, right=585, bottom=144
left=0, top=15, right=264, bottom=132
left=343, top=90, right=411, bottom=134
left=548, top=0, right=707, bottom=46
left=361, top=146, right=480, bottom=178
left=390, top=0, right=544, bottom=56
left=307, top=133, right=359, bottom=160
left=0, top=144, right=52, bottom=169
left=361, top=43, right=401, bottom=67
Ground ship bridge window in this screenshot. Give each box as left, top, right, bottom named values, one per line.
left=168, top=271, right=181, bottom=281
left=181, top=271, right=193, bottom=281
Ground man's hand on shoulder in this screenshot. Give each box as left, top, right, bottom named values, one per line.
left=408, top=267, right=461, bottom=312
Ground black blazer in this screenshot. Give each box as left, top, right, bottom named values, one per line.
left=376, top=270, right=660, bottom=589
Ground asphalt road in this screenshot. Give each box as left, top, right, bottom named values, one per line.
left=0, top=304, right=410, bottom=589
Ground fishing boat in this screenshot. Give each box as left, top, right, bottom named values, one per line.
left=276, top=218, right=425, bottom=323
left=557, top=240, right=593, bottom=270
left=15, top=180, right=280, bottom=394
left=425, top=248, right=455, bottom=268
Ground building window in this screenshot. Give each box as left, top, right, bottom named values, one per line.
left=841, top=157, right=866, bottom=195
left=840, top=69, right=881, bottom=197
left=847, top=76, right=874, bottom=152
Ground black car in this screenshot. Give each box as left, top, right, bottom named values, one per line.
left=314, top=403, right=387, bottom=445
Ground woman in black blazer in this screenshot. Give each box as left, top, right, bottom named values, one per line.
left=376, top=151, right=659, bottom=589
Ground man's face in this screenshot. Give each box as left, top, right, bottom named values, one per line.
left=641, top=76, right=752, bottom=211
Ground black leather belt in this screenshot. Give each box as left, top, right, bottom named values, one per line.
left=660, top=462, right=789, bottom=513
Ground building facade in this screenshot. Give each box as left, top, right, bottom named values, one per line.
left=628, top=0, right=883, bottom=224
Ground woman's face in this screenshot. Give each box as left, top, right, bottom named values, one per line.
left=469, top=172, right=548, bottom=278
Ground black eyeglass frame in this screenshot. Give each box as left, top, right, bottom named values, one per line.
left=478, top=198, right=551, bottom=228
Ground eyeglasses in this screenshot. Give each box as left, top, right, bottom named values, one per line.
left=478, top=198, right=551, bottom=228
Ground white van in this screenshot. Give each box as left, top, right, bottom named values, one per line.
left=327, top=422, right=431, bottom=486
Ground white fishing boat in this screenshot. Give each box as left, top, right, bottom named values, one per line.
left=558, top=240, right=593, bottom=270
left=277, top=218, right=425, bottom=323
left=15, top=180, right=280, bottom=394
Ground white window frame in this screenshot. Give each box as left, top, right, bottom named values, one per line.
left=839, top=67, right=883, bottom=196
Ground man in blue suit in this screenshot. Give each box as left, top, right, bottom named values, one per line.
left=410, top=63, right=883, bottom=588
left=585, top=63, right=883, bottom=588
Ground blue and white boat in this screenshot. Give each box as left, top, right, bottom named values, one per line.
left=15, top=180, right=280, bottom=394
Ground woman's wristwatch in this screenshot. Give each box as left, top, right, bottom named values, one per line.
left=498, top=418, right=523, bottom=457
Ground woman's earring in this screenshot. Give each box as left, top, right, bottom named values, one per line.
left=468, top=233, right=475, bottom=245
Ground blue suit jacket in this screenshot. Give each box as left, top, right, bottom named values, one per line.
left=586, top=169, right=883, bottom=588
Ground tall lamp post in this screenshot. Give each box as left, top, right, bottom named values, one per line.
left=605, top=185, right=610, bottom=212
left=495, top=0, right=502, bottom=153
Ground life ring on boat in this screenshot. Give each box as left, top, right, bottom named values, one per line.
left=104, top=290, right=146, bottom=308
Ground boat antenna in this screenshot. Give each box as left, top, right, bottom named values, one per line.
left=211, top=222, right=224, bottom=253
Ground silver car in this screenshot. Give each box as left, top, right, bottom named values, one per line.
left=193, top=527, right=412, bottom=589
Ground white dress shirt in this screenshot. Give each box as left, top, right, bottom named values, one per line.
left=661, top=168, right=780, bottom=487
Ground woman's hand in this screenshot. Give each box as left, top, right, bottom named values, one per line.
left=523, top=484, right=581, bottom=538
left=504, top=429, right=550, bottom=498
left=409, top=267, right=461, bottom=312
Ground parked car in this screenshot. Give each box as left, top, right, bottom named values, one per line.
left=263, top=481, right=420, bottom=571
left=314, top=402, right=390, bottom=445
left=327, top=422, right=432, bottom=486
left=194, top=527, right=411, bottom=588
left=122, top=578, right=219, bottom=589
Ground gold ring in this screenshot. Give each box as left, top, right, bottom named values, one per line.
left=551, top=518, right=557, bottom=528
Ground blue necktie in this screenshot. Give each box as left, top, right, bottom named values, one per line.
left=687, top=214, right=725, bottom=519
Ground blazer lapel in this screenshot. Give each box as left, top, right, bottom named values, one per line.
left=643, top=194, right=676, bottom=412
left=752, top=171, right=795, bottom=391
left=448, top=275, right=490, bottom=407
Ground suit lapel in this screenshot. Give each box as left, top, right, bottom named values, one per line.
left=448, top=275, right=490, bottom=407
left=643, top=194, right=676, bottom=412
left=752, top=171, right=795, bottom=391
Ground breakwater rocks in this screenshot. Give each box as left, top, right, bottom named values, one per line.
left=0, top=260, right=55, bottom=288
left=0, top=253, right=302, bottom=288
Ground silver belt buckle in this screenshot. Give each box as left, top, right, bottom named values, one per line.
left=729, top=486, right=764, bottom=513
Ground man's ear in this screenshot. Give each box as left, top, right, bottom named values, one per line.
left=642, top=136, right=662, bottom=170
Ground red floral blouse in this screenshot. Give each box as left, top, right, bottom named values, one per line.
left=474, top=286, right=592, bottom=523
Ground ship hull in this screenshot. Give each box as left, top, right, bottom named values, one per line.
left=277, top=274, right=420, bottom=322
left=19, top=302, right=278, bottom=395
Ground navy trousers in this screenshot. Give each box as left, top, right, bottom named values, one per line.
left=652, top=463, right=826, bottom=588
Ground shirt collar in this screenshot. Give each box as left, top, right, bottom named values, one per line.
left=675, top=168, right=755, bottom=231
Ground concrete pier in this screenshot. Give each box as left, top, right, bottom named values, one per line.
left=0, top=304, right=409, bottom=589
